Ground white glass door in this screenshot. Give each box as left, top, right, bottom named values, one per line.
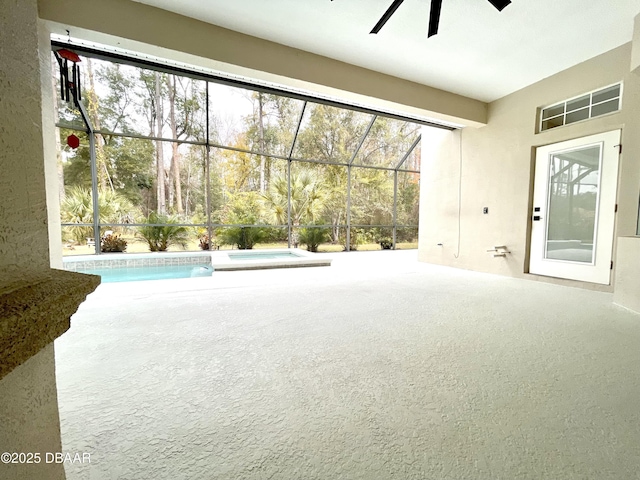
left=529, top=130, right=620, bottom=284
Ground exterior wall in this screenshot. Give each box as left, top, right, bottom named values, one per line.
left=37, top=0, right=487, bottom=128
left=632, top=14, right=640, bottom=71
left=39, top=17, right=63, bottom=270
left=0, top=2, right=91, bottom=479
left=419, top=42, right=640, bottom=291
left=613, top=237, right=640, bottom=312
left=0, top=344, right=65, bottom=480
left=0, top=0, right=52, bottom=293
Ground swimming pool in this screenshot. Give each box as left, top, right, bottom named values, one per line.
left=63, top=249, right=330, bottom=279
left=211, top=248, right=331, bottom=271
left=228, top=251, right=301, bottom=261
left=84, top=265, right=213, bottom=283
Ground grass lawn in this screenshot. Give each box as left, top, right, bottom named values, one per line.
left=63, top=235, right=417, bottom=256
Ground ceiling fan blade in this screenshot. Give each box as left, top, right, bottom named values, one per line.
left=487, top=0, right=511, bottom=12
left=370, top=0, right=405, bottom=34
left=427, top=0, right=443, bottom=37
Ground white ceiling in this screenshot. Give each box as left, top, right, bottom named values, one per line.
left=131, top=0, right=640, bottom=102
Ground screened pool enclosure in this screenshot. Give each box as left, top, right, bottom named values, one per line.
left=53, top=43, right=438, bottom=255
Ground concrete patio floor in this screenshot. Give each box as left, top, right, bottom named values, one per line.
left=55, top=250, right=640, bottom=479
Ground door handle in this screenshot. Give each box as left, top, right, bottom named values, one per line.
left=533, top=207, right=542, bottom=221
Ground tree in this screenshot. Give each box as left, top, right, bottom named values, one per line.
left=165, top=75, right=206, bottom=214
left=60, top=187, right=138, bottom=244
left=55, top=52, right=421, bottom=252
left=84, top=58, right=113, bottom=192
left=262, top=170, right=326, bottom=226
left=218, top=191, right=265, bottom=249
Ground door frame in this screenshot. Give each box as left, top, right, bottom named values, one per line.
left=528, top=129, right=620, bottom=285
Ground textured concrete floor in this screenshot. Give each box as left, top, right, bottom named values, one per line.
left=55, top=250, right=640, bottom=479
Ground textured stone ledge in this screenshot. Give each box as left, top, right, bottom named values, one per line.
left=0, top=269, right=100, bottom=380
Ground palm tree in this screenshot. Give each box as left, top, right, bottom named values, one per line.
left=261, top=170, right=326, bottom=226
left=60, top=187, right=137, bottom=244
left=137, top=213, right=190, bottom=251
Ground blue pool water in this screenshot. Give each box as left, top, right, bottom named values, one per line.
left=84, top=265, right=213, bottom=283
left=229, top=251, right=301, bottom=261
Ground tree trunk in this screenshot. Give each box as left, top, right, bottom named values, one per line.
left=258, top=93, right=266, bottom=193
left=155, top=72, right=166, bottom=214
left=166, top=75, right=183, bottom=214
left=85, top=58, right=113, bottom=192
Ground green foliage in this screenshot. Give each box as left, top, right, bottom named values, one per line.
left=137, top=213, right=190, bottom=252
left=199, top=234, right=210, bottom=250
left=100, top=233, right=127, bottom=252
left=379, top=238, right=393, bottom=250
left=340, top=227, right=363, bottom=251
left=397, top=227, right=419, bottom=243
left=57, top=54, right=422, bottom=252
left=295, top=105, right=370, bottom=163
left=60, top=129, right=92, bottom=190
left=103, top=137, right=155, bottom=206
left=219, top=191, right=269, bottom=249
left=397, top=173, right=420, bottom=226
left=299, top=226, right=329, bottom=252
left=198, top=234, right=219, bottom=250
left=60, top=187, right=137, bottom=244
left=221, top=192, right=263, bottom=223
left=219, top=225, right=264, bottom=250
left=262, top=171, right=326, bottom=226
left=350, top=169, right=393, bottom=226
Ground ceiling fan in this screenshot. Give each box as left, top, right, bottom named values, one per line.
left=370, top=0, right=511, bottom=37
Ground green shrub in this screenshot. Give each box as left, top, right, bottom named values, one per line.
left=219, top=226, right=264, bottom=250
left=198, top=234, right=219, bottom=250
left=199, top=234, right=210, bottom=250
left=60, top=186, right=138, bottom=244
left=137, top=213, right=190, bottom=252
left=299, top=226, right=328, bottom=252
left=100, top=233, right=127, bottom=252
left=379, top=238, right=393, bottom=250
left=217, top=192, right=266, bottom=249
left=339, top=228, right=362, bottom=251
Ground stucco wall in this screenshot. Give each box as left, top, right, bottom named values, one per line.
left=39, top=16, right=63, bottom=270
left=613, top=237, right=640, bottom=312
left=0, top=344, right=65, bottom=480
left=631, top=13, right=640, bottom=72
left=0, top=2, right=74, bottom=479
left=0, top=0, right=52, bottom=293
left=418, top=42, right=640, bottom=290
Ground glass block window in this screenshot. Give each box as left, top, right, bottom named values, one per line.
left=540, top=83, right=622, bottom=132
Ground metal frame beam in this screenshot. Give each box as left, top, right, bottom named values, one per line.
left=287, top=102, right=307, bottom=247
left=52, top=40, right=455, bottom=131
left=349, top=115, right=377, bottom=165
left=396, top=135, right=421, bottom=171
left=59, top=123, right=420, bottom=174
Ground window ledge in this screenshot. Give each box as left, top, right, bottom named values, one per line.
left=0, top=269, right=100, bottom=380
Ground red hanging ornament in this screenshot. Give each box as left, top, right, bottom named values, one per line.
left=54, top=48, right=82, bottom=104
left=67, top=134, right=80, bottom=149
left=56, top=48, right=81, bottom=63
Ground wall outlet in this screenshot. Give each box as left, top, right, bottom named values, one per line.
left=483, top=207, right=489, bottom=214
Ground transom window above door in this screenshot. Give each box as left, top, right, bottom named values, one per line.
left=539, top=83, right=622, bottom=132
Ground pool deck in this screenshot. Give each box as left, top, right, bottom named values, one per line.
left=211, top=248, right=332, bottom=271
left=54, top=250, right=640, bottom=480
